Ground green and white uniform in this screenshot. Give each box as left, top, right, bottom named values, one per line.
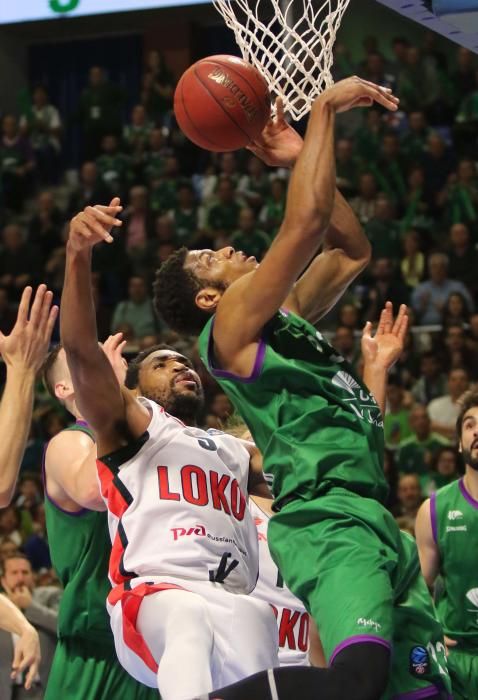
left=43, top=422, right=157, bottom=700
left=432, top=478, right=478, bottom=699
left=199, top=309, right=451, bottom=698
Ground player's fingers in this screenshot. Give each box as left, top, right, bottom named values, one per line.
left=392, top=303, right=407, bottom=335
left=362, top=321, right=373, bottom=338
left=376, top=307, right=388, bottom=335
left=82, top=212, right=114, bottom=243
left=23, top=661, right=38, bottom=690
left=89, top=206, right=122, bottom=227
left=44, top=305, right=59, bottom=342
left=371, top=87, right=399, bottom=111
left=275, top=97, right=285, bottom=123
left=11, top=644, right=22, bottom=675
left=34, top=289, right=54, bottom=332
left=15, top=286, right=33, bottom=327
left=26, top=284, right=48, bottom=328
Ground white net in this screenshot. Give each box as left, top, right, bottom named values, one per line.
left=212, top=0, right=351, bottom=121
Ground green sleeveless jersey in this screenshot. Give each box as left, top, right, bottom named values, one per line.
left=43, top=422, right=113, bottom=645
left=432, top=478, right=478, bottom=648
left=199, top=309, right=387, bottom=507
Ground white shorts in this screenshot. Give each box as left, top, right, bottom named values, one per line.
left=109, top=575, right=279, bottom=695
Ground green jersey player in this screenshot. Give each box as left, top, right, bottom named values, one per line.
left=416, top=392, right=478, bottom=700
left=154, top=78, right=451, bottom=700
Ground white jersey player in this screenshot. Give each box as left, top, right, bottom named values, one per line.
left=61, top=203, right=278, bottom=700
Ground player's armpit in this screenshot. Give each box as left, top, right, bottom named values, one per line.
left=415, top=498, right=440, bottom=589
left=44, top=430, right=105, bottom=512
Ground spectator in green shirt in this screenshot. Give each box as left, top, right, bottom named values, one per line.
left=335, top=138, right=360, bottom=198
left=78, top=66, right=124, bottom=158
left=230, top=208, right=271, bottom=262
left=206, top=177, right=241, bottom=245
left=111, top=275, right=160, bottom=341
left=150, top=156, right=180, bottom=215
left=96, top=134, right=132, bottom=196
left=384, top=379, right=412, bottom=449
left=397, top=404, right=449, bottom=475
left=123, top=104, right=153, bottom=160
left=355, top=108, right=384, bottom=164
left=365, top=194, right=402, bottom=260
left=259, top=178, right=286, bottom=237
left=423, top=445, right=461, bottom=495
left=237, top=155, right=271, bottom=210
left=400, top=111, right=429, bottom=165
left=169, top=182, right=198, bottom=246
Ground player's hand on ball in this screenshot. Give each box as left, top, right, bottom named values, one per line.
left=247, top=98, right=303, bottom=167
left=68, top=197, right=123, bottom=252
left=361, top=302, right=408, bottom=370
left=322, top=76, right=399, bottom=113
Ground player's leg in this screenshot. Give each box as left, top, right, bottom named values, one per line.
left=387, top=532, right=452, bottom=699
left=204, top=643, right=391, bottom=700
left=136, top=589, right=215, bottom=699
left=447, top=648, right=478, bottom=700
left=203, top=585, right=278, bottom=687
left=266, top=491, right=399, bottom=697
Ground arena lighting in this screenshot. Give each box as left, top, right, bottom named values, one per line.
left=376, top=0, right=478, bottom=52
left=0, top=0, right=207, bottom=25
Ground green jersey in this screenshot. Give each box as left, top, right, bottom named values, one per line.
left=43, top=422, right=112, bottom=644
left=432, top=478, right=478, bottom=649
left=199, top=309, right=387, bottom=507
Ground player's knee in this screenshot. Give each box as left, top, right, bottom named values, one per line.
left=331, top=641, right=390, bottom=700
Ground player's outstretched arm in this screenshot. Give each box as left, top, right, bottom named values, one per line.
left=415, top=499, right=440, bottom=588
left=215, top=78, right=399, bottom=360
left=0, top=594, right=41, bottom=690
left=61, top=201, right=150, bottom=455
left=0, top=285, right=58, bottom=507
left=361, top=302, right=408, bottom=415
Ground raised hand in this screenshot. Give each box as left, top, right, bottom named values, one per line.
left=102, top=332, right=128, bottom=385
left=0, top=285, right=58, bottom=373
left=361, top=302, right=409, bottom=371
left=323, top=76, right=399, bottom=113
left=247, top=98, right=304, bottom=167
left=68, top=197, right=123, bottom=252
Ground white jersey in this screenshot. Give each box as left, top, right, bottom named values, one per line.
left=97, top=398, right=259, bottom=601
left=249, top=499, right=310, bottom=666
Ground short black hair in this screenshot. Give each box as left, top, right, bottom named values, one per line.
left=125, top=343, right=176, bottom=389
left=42, top=344, right=63, bottom=399
left=153, top=247, right=220, bottom=335
left=456, top=391, right=478, bottom=439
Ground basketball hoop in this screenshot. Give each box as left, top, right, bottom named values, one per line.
left=212, top=0, right=351, bottom=121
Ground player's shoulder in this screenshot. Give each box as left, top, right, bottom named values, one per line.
left=46, top=426, right=94, bottom=461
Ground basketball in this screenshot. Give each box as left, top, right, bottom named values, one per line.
left=174, top=54, right=271, bottom=152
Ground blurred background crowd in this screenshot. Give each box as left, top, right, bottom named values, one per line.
left=1, top=19, right=478, bottom=648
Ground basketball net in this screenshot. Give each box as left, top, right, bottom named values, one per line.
left=212, top=0, right=351, bottom=121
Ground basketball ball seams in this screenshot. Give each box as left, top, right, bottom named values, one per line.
left=193, top=65, right=253, bottom=145
left=178, top=75, right=224, bottom=150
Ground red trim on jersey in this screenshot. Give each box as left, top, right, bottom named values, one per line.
left=109, top=530, right=127, bottom=587
left=118, top=582, right=186, bottom=673
left=97, top=459, right=130, bottom=519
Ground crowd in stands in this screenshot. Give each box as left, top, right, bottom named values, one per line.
left=1, top=35, right=478, bottom=608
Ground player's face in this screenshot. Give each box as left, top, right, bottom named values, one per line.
left=460, top=406, right=478, bottom=470
left=186, top=247, right=259, bottom=289
left=138, top=349, right=204, bottom=417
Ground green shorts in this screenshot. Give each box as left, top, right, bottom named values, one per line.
left=45, top=636, right=159, bottom=700
left=268, top=488, right=452, bottom=699
left=446, top=646, right=478, bottom=700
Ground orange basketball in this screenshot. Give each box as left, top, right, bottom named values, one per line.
left=174, top=55, right=271, bottom=152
